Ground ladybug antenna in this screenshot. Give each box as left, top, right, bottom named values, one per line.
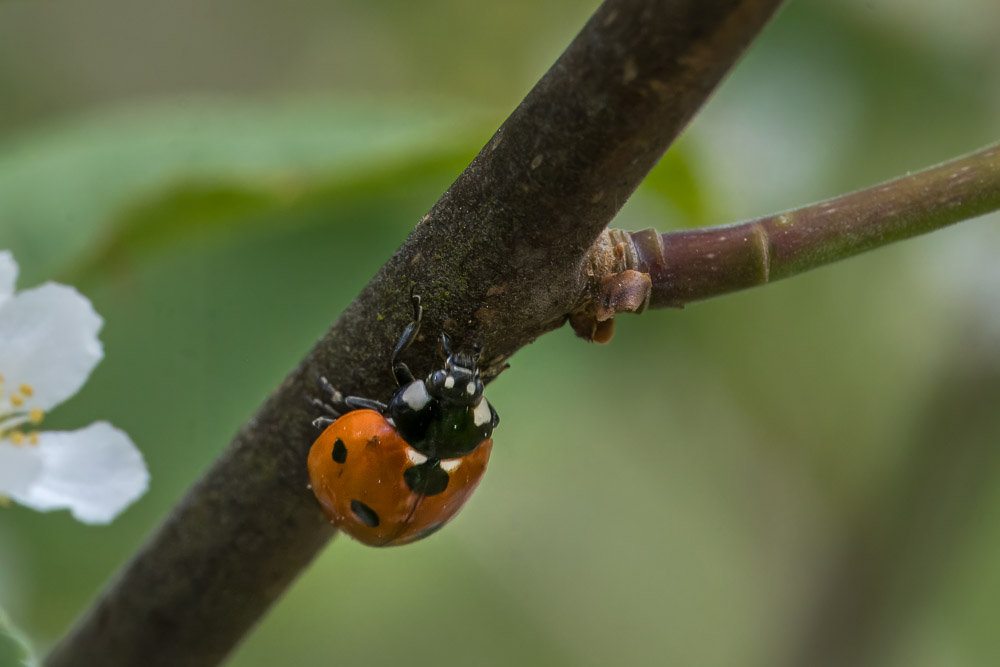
left=440, top=332, right=454, bottom=370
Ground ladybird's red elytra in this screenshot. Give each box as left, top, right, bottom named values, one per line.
left=307, top=291, right=500, bottom=547
left=307, top=409, right=493, bottom=546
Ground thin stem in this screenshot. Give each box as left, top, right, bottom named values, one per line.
left=630, top=143, right=1000, bottom=308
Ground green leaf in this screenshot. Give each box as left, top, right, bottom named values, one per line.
left=634, top=141, right=708, bottom=228
left=0, top=608, right=36, bottom=667
left=0, top=97, right=490, bottom=283
left=61, top=149, right=472, bottom=285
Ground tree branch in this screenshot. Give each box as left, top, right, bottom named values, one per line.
left=573, top=143, right=1000, bottom=338
left=44, top=1, right=784, bottom=666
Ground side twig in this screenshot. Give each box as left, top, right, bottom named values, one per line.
left=575, top=143, right=1000, bottom=338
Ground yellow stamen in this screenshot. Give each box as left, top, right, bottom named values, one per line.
left=9, top=431, right=25, bottom=445
left=10, top=394, right=23, bottom=407
left=19, top=384, right=33, bottom=397
left=29, top=408, right=44, bottom=424
left=28, top=432, right=39, bottom=445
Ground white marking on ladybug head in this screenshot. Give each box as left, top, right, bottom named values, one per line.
left=473, top=399, right=491, bottom=427
left=406, top=448, right=428, bottom=466
left=401, top=382, right=431, bottom=411
left=440, top=459, right=462, bottom=473
left=444, top=375, right=455, bottom=389
left=466, top=382, right=476, bottom=395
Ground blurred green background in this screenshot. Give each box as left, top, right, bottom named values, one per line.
left=2, top=0, right=1000, bottom=665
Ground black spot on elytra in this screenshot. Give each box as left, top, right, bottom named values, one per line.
left=350, top=500, right=380, bottom=527
left=332, top=439, right=347, bottom=464
left=404, top=461, right=450, bottom=496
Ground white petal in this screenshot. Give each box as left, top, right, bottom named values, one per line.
left=0, top=442, right=42, bottom=498
left=0, top=282, right=103, bottom=411
left=0, top=250, right=17, bottom=307
left=7, top=422, right=148, bottom=524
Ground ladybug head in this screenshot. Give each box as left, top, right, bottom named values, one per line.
left=426, top=333, right=484, bottom=406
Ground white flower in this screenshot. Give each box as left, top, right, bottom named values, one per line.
left=0, top=250, right=148, bottom=524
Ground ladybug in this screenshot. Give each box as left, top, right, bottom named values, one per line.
left=307, top=292, right=500, bottom=546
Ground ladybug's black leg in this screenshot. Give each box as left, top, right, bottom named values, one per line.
left=308, top=374, right=367, bottom=424
left=307, top=391, right=386, bottom=422
left=312, top=416, right=336, bottom=430
left=344, top=396, right=388, bottom=413
left=310, top=375, right=388, bottom=415
left=392, top=290, right=422, bottom=386
left=317, top=375, right=343, bottom=404
left=439, top=331, right=454, bottom=371
left=309, top=375, right=351, bottom=415
left=308, top=395, right=341, bottom=417
left=440, top=331, right=453, bottom=355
